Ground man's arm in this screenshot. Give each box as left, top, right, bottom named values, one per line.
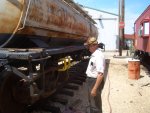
left=91, top=72, right=103, bottom=97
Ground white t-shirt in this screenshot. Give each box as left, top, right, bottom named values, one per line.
left=86, top=49, right=105, bottom=78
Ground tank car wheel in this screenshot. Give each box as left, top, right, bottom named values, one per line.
left=0, top=71, right=30, bottom=113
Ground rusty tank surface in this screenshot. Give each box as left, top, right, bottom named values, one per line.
left=0, top=0, right=98, bottom=113
left=0, top=0, right=98, bottom=48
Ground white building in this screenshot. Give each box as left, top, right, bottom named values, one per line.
left=82, top=5, right=119, bottom=51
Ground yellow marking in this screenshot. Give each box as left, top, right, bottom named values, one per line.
left=58, top=57, right=71, bottom=71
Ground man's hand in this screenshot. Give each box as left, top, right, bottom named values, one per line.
left=91, top=88, right=97, bottom=97
left=91, top=73, right=103, bottom=97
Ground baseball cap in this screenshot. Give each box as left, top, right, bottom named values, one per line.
left=84, top=37, right=98, bottom=46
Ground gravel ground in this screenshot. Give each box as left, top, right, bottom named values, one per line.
left=55, top=51, right=150, bottom=113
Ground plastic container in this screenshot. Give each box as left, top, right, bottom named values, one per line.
left=128, top=59, right=140, bottom=80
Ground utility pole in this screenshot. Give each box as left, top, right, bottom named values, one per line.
left=118, top=0, right=125, bottom=56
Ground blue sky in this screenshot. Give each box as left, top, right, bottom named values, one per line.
left=74, top=0, right=150, bottom=34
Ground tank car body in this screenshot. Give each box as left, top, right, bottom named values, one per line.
left=0, top=0, right=98, bottom=113
left=0, top=0, right=98, bottom=48
left=134, top=5, right=150, bottom=61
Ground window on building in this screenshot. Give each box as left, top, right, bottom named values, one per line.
left=138, top=25, right=143, bottom=37
left=138, top=20, right=149, bottom=37
left=143, top=22, right=149, bottom=36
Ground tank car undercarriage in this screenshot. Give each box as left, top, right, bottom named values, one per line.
left=134, top=50, right=150, bottom=73
left=0, top=46, right=88, bottom=113
left=134, top=50, right=150, bottom=63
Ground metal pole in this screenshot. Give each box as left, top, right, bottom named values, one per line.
left=118, top=0, right=125, bottom=56
left=122, top=0, right=125, bottom=52
left=118, top=0, right=121, bottom=56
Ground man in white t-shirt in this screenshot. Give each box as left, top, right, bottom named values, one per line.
left=84, top=37, right=105, bottom=113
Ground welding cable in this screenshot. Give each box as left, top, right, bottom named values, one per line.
left=18, top=0, right=31, bottom=30
left=107, top=73, right=112, bottom=113
left=0, top=0, right=31, bottom=47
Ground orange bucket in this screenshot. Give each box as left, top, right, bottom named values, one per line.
left=128, top=59, right=140, bottom=80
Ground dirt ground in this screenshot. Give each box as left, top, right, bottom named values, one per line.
left=63, top=51, right=150, bottom=113
left=102, top=51, right=150, bottom=113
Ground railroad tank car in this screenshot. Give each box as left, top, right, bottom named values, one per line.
left=134, top=5, right=150, bottom=63
left=0, top=0, right=98, bottom=48
left=0, top=0, right=98, bottom=113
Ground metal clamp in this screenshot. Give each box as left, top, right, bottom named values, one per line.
left=58, top=57, right=71, bottom=71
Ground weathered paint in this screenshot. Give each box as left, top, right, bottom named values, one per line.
left=0, top=0, right=98, bottom=46
left=24, top=0, right=96, bottom=38
left=0, top=0, right=24, bottom=33
left=134, top=5, right=150, bottom=52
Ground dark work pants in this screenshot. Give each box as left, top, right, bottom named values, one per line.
left=86, top=77, right=104, bottom=113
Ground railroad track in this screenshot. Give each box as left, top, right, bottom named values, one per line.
left=141, top=60, right=150, bottom=77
